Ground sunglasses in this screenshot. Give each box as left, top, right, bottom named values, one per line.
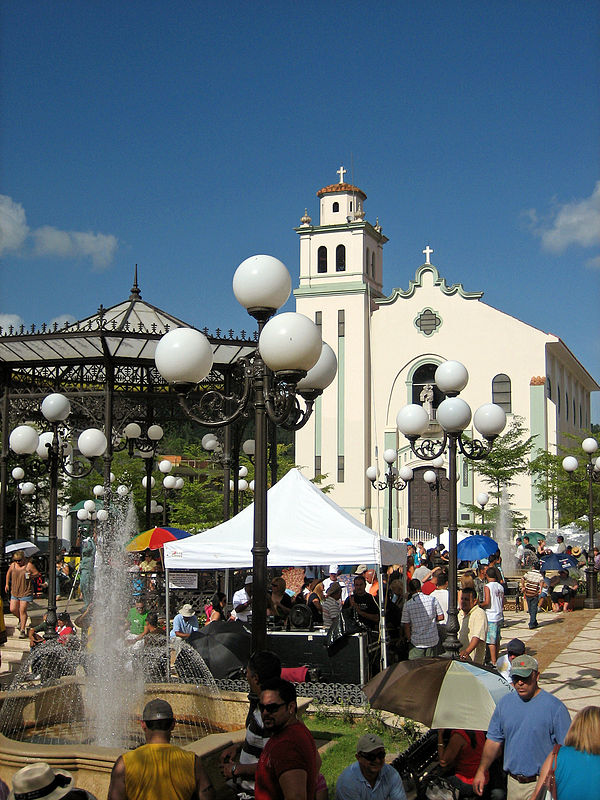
left=511, top=673, right=534, bottom=684
left=359, top=750, right=386, bottom=762
left=258, top=701, right=287, bottom=714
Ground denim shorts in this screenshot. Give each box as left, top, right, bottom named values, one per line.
left=11, top=595, right=33, bottom=603
left=486, top=620, right=501, bottom=644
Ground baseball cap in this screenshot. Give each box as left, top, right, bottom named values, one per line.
left=245, top=574, right=253, bottom=585
left=510, top=655, right=538, bottom=678
left=357, top=732, right=384, bottom=753
left=355, top=564, right=367, bottom=575
left=329, top=564, right=339, bottom=574
left=506, top=638, right=526, bottom=656
left=142, top=699, right=174, bottom=721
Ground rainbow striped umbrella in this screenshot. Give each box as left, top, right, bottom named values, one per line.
left=125, top=526, right=191, bottom=552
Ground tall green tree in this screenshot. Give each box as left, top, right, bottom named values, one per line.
left=470, top=416, right=536, bottom=502
left=529, top=432, right=600, bottom=530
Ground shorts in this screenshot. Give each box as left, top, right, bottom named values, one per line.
left=11, top=595, right=33, bottom=603
left=486, top=620, right=501, bottom=645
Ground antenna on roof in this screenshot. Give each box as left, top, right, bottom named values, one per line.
left=129, top=264, right=141, bottom=300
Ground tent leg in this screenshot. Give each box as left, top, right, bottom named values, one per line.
left=378, top=566, right=388, bottom=671
left=165, top=568, right=171, bottom=682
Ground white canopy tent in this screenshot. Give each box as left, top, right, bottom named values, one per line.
left=164, top=468, right=407, bottom=670
left=164, top=468, right=407, bottom=569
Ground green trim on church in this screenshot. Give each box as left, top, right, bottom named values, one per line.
left=376, top=264, right=484, bottom=305
left=529, top=382, right=549, bottom=528
left=294, top=281, right=382, bottom=298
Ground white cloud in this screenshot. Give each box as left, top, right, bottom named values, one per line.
left=0, top=313, right=25, bottom=332
left=586, top=255, right=600, bottom=270
left=527, top=182, right=600, bottom=253
left=0, top=194, right=118, bottom=269
left=0, top=195, right=29, bottom=255
left=49, top=313, right=76, bottom=328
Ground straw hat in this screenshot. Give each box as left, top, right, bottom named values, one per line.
left=9, top=762, right=74, bottom=800
left=571, top=546, right=582, bottom=557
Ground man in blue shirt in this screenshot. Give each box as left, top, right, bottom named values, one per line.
left=336, top=733, right=406, bottom=800
left=169, top=603, right=200, bottom=639
left=473, top=655, right=571, bottom=800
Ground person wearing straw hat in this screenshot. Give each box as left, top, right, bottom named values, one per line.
left=169, top=603, right=199, bottom=639
left=8, top=762, right=97, bottom=799
left=108, top=698, right=215, bottom=800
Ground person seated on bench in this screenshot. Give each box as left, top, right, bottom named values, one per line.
left=437, top=728, right=488, bottom=797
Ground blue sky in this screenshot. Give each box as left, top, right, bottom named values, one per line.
left=1, top=1, right=599, bottom=419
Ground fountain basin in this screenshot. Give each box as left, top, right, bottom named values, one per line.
left=0, top=678, right=258, bottom=797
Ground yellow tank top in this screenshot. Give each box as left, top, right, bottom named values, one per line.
left=123, top=743, right=196, bottom=800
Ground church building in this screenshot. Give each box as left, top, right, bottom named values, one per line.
left=293, top=168, right=599, bottom=538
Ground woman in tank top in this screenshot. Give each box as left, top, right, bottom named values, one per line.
left=5, top=550, right=40, bottom=637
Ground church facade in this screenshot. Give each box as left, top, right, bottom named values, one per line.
left=293, top=170, right=599, bottom=538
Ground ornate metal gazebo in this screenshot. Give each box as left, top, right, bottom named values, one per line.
left=0, top=272, right=257, bottom=569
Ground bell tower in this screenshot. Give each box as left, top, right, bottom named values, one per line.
left=293, top=168, right=387, bottom=524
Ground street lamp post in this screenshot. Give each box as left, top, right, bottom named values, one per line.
left=423, top=456, right=449, bottom=546
left=9, top=394, right=107, bottom=634
left=120, top=423, right=164, bottom=529
left=154, top=255, right=337, bottom=652
left=396, top=361, right=506, bottom=658
left=562, top=437, right=600, bottom=609
left=366, top=449, right=413, bottom=538
left=11, top=467, right=35, bottom=538
left=477, top=492, right=490, bottom=531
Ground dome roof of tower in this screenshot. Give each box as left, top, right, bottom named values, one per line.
left=317, top=182, right=367, bottom=199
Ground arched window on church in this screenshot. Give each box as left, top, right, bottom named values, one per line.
left=492, top=374, right=512, bottom=413
left=332, top=201, right=339, bottom=212
left=412, top=363, right=444, bottom=420
left=317, top=246, right=327, bottom=273
left=336, top=244, right=346, bottom=272
left=371, top=251, right=375, bottom=277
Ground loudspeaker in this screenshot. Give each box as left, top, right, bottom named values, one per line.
left=288, top=604, right=313, bottom=631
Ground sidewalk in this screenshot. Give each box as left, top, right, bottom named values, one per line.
left=501, top=606, right=600, bottom=716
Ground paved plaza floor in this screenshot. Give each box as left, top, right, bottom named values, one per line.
left=501, top=605, right=600, bottom=716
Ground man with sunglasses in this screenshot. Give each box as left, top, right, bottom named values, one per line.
left=254, top=677, right=318, bottom=800
left=335, top=733, right=407, bottom=799
left=472, top=655, right=570, bottom=800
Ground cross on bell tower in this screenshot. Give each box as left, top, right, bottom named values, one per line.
left=337, top=165, right=346, bottom=184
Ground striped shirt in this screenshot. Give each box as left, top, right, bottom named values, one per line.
left=238, top=697, right=270, bottom=792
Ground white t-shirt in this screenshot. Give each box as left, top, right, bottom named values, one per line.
left=485, top=581, right=504, bottom=623
left=496, top=653, right=512, bottom=684
left=431, top=588, right=449, bottom=623
left=232, top=587, right=252, bottom=622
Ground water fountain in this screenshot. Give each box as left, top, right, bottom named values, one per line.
left=494, top=487, right=519, bottom=574
left=0, top=495, right=249, bottom=795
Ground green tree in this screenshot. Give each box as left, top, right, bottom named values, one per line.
left=471, top=416, right=536, bottom=502
left=530, top=433, right=600, bottom=530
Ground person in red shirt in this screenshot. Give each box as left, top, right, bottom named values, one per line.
left=438, top=728, right=488, bottom=794
left=254, top=677, right=318, bottom=800
left=421, top=567, right=442, bottom=595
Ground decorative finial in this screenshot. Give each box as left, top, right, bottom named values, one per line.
left=374, top=217, right=382, bottom=233
left=337, top=165, right=346, bottom=184
left=422, top=245, right=434, bottom=264
left=300, top=208, right=312, bottom=225
left=355, top=207, right=365, bottom=221
left=129, top=264, right=141, bottom=299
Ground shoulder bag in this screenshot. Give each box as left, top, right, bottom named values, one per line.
left=533, top=743, right=561, bottom=800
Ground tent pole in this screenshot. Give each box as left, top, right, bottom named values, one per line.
left=165, top=567, right=171, bottom=681
left=378, top=563, right=388, bottom=670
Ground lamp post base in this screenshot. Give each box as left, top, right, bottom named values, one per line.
left=584, top=567, right=599, bottom=609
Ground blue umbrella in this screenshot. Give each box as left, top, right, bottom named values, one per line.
left=540, top=552, right=578, bottom=572
left=457, top=535, right=498, bottom=562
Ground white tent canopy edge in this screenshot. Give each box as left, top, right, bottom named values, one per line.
left=163, top=468, right=407, bottom=569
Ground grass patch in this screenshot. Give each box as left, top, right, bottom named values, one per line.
left=306, top=705, right=416, bottom=797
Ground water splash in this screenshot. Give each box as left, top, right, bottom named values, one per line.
left=495, top=487, right=519, bottom=574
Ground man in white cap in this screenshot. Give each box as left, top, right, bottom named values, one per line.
left=108, top=698, right=214, bottom=800
left=233, top=575, right=253, bottom=622
left=335, top=732, right=407, bottom=799
left=169, top=603, right=200, bottom=639
left=9, top=762, right=97, bottom=799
